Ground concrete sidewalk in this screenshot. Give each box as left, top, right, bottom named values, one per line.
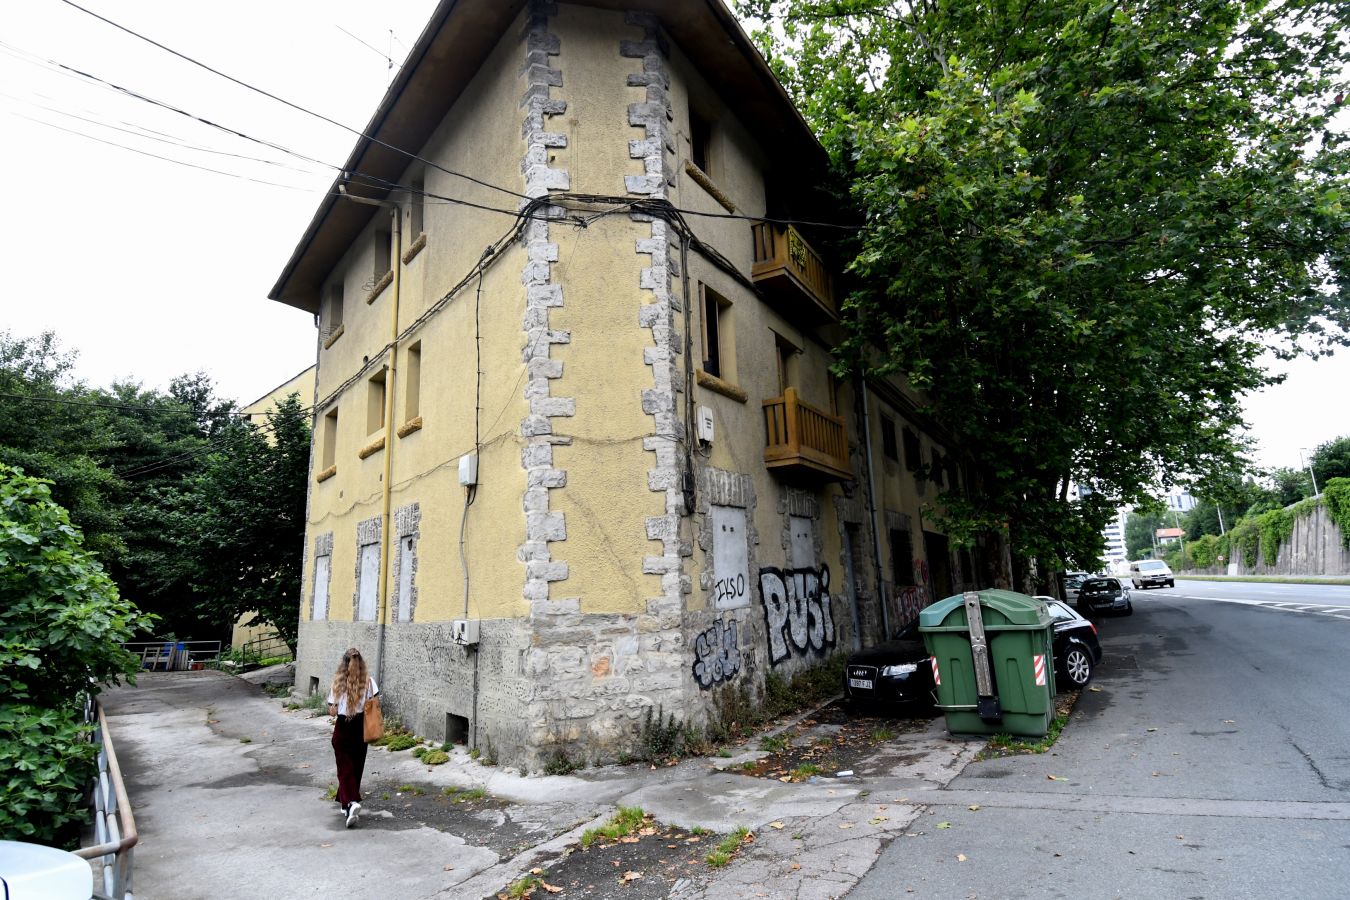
left=103, top=669, right=978, bottom=900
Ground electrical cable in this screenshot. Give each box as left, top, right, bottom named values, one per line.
left=56, top=0, right=531, bottom=202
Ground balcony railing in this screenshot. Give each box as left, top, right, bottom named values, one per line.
left=751, top=222, right=836, bottom=322
left=763, top=387, right=851, bottom=481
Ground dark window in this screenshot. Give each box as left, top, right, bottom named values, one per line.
left=930, top=448, right=945, bottom=486
left=890, top=529, right=914, bottom=586
left=702, top=285, right=725, bottom=377
left=881, top=416, right=898, bottom=461
left=902, top=427, right=921, bottom=472
left=374, top=228, right=392, bottom=280
left=691, top=110, right=712, bottom=173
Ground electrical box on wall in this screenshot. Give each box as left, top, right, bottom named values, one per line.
left=458, top=454, right=478, bottom=486
left=696, top=406, right=715, bottom=443
left=450, top=619, right=480, bottom=646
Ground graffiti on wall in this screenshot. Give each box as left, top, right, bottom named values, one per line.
left=712, top=573, right=747, bottom=609
left=759, top=565, right=836, bottom=665
left=897, top=557, right=932, bottom=625
left=692, top=619, right=741, bottom=689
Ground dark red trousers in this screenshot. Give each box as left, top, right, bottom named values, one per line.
left=331, top=714, right=368, bottom=808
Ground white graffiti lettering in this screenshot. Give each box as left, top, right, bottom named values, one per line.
left=692, top=619, right=741, bottom=689
left=759, top=565, right=835, bottom=665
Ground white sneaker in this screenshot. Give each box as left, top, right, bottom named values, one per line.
left=345, top=801, right=360, bottom=828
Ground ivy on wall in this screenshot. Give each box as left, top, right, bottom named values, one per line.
left=1325, top=478, right=1350, bottom=550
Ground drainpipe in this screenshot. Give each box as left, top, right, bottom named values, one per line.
left=374, top=205, right=402, bottom=687
left=857, top=373, right=890, bottom=640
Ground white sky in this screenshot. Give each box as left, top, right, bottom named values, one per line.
left=1, top=0, right=1345, bottom=473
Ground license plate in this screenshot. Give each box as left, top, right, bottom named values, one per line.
left=848, top=678, right=873, bottom=690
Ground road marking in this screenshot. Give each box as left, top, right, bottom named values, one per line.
left=1180, top=595, right=1350, bottom=620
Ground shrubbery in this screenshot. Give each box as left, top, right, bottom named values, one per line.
left=0, top=464, right=153, bottom=844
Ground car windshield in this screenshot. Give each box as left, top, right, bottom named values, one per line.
left=1082, top=578, right=1116, bottom=590
left=1139, top=561, right=1167, bottom=572
left=891, top=621, right=921, bottom=641
left=1045, top=601, right=1078, bottom=622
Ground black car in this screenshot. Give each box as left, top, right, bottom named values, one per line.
left=1036, top=597, right=1105, bottom=689
left=842, top=620, right=936, bottom=708
left=1076, top=576, right=1133, bottom=616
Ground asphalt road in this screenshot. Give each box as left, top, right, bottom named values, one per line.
left=849, top=581, right=1350, bottom=899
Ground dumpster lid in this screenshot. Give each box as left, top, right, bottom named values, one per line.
left=918, top=589, right=1050, bottom=628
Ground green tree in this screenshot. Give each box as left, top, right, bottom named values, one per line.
left=0, top=464, right=154, bottom=843
left=1268, top=467, right=1312, bottom=507
left=1310, top=436, right=1350, bottom=488
left=1125, top=508, right=1165, bottom=560
left=741, top=0, right=1350, bottom=581
left=167, top=394, right=311, bottom=648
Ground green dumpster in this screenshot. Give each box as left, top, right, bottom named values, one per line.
left=919, top=590, right=1056, bottom=737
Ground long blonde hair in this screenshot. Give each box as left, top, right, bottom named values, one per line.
left=331, top=647, right=369, bottom=711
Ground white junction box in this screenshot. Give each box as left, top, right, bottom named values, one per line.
left=450, top=619, right=480, bottom=646
left=696, top=406, right=715, bottom=443
left=458, top=453, right=479, bottom=486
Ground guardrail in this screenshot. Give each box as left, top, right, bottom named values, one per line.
left=76, top=700, right=137, bottom=900
left=123, top=640, right=222, bottom=671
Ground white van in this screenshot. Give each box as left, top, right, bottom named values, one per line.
left=1130, top=559, right=1174, bottom=589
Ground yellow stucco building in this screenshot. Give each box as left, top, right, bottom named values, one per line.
left=269, top=0, right=990, bottom=769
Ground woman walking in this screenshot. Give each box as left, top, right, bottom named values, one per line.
left=326, top=647, right=378, bottom=828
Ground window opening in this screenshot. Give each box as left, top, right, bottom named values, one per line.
left=404, top=342, right=421, bottom=422
left=367, top=370, right=386, bottom=435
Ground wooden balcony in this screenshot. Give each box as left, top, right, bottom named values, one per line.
left=751, top=222, right=836, bottom=323
left=763, top=387, right=851, bottom=482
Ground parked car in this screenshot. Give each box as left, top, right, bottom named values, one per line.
left=842, top=620, right=936, bottom=709
left=1130, top=559, right=1175, bottom=589
left=1077, top=576, right=1133, bottom=616
left=1034, top=597, right=1104, bottom=689
left=1059, top=571, right=1092, bottom=607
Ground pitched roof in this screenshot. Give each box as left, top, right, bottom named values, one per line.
left=269, top=0, right=829, bottom=312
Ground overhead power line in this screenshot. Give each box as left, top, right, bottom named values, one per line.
left=57, top=0, right=531, bottom=203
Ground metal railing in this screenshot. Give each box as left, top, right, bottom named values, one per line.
left=76, top=700, right=137, bottom=900
left=122, top=640, right=222, bottom=671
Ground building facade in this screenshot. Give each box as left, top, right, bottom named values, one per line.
left=269, top=0, right=983, bottom=769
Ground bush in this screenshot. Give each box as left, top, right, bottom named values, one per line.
left=0, top=464, right=154, bottom=844
left=1325, top=478, right=1350, bottom=549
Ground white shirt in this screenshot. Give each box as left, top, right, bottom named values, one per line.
left=326, top=676, right=379, bottom=717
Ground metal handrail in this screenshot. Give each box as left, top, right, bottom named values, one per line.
left=75, top=700, right=137, bottom=900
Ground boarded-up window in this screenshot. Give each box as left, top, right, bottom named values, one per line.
left=711, top=505, right=749, bottom=609
left=313, top=554, right=331, bottom=620
left=357, top=543, right=379, bottom=621
left=395, top=536, right=414, bottom=622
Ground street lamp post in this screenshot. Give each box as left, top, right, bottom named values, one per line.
left=1299, top=448, right=1320, bottom=497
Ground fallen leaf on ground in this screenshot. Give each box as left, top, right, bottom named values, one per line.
left=769, top=821, right=785, bottom=829
left=936, top=822, right=952, bottom=829
left=957, top=854, right=968, bottom=862
left=1224, top=720, right=1235, bottom=724
left=319, top=843, right=333, bottom=848
left=531, top=868, right=544, bottom=875
left=1088, top=686, right=1102, bottom=692
left=1147, top=728, right=1157, bottom=732
left=1047, top=775, right=1065, bottom=781
left=618, top=836, right=640, bottom=844
left=443, top=864, right=454, bottom=871
left=968, top=804, right=981, bottom=811
left=839, top=823, right=854, bottom=829
left=869, top=816, right=889, bottom=825
left=620, top=871, right=643, bottom=883
left=790, top=863, right=801, bottom=871
left=541, top=883, right=563, bottom=894
left=638, top=827, right=657, bottom=836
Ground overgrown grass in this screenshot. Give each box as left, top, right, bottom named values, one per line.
left=543, top=749, right=581, bottom=776
left=758, top=734, right=789, bottom=753
left=374, top=731, right=419, bottom=751
left=788, top=763, right=821, bottom=781
left=980, top=714, right=1069, bottom=759
left=1176, top=574, right=1350, bottom=586
left=705, top=827, right=751, bottom=868
left=505, top=875, right=542, bottom=899
left=581, top=806, right=649, bottom=849
left=871, top=727, right=895, bottom=742
left=323, top=784, right=337, bottom=801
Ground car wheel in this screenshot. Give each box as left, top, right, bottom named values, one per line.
left=1132, top=581, right=1141, bottom=590
left=1121, top=600, right=1134, bottom=616
left=1167, top=580, right=1174, bottom=588
left=1062, top=645, right=1094, bottom=688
